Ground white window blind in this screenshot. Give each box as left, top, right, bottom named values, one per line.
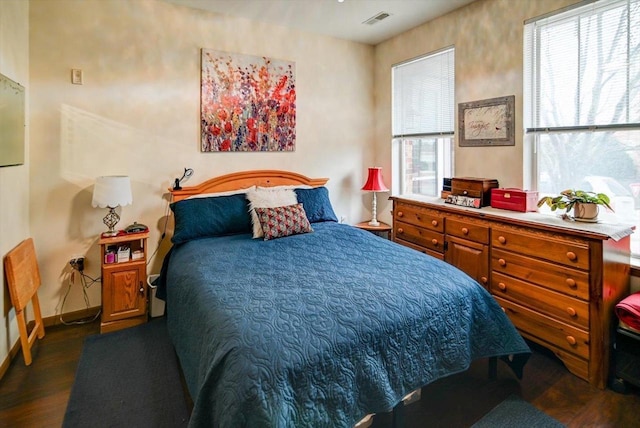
left=524, top=0, right=640, bottom=131
left=392, top=47, right=455, bottom=137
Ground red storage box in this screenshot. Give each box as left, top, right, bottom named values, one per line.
left=491, top=188, right=539, bottom=212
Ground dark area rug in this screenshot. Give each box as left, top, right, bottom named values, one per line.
left=63, top=317, right=189, bottom=428
left=471, top=394, right=565, bottom=427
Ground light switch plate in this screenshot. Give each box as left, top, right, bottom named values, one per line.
left=71, top=69, right=83, bottom=85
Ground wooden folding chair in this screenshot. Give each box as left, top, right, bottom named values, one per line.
left=4, top=238, right=45, bottom=366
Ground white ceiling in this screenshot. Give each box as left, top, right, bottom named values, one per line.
left=163, top=0, right=476, bottom=45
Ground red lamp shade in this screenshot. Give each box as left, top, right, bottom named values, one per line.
left=361, top=167, right=389, bottom=192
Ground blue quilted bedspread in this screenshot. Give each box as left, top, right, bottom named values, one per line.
left=162, top=222, right=529, bottom=427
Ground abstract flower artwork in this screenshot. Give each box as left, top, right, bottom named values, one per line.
left=201, top=49, right=296, bottom=152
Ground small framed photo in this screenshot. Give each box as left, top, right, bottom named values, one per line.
left=458, top=95, right=515, bottom=147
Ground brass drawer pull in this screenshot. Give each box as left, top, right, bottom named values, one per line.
left=481, top=276, right=488, bottom=284
left=397, top=228, right=404, bottom=234
left=566, top=336, right=577, bottom=346
left=566, top=278, right=576, bottom=288
left=566, top=307, right=577, bottom=317
left=498, top=236, right=506, bottom=244
left=498, top=258, right=506, bottom=267
left=431, top=220, right=438, bottom=227
left=462, top=227, right=469, bottom=235
left=397, top=211, right=404, bottom=217
left=566, top=251, right=577, bottom=261
left=431, top=239, right=438, bottom=246
left=498, top=282, right=507, bottom=291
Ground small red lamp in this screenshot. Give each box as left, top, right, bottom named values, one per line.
left=362, top=167, right=389, bottom=227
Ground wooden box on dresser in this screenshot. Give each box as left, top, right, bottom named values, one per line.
left=391, top=196, right=632, bottom=389
left=99, top=232, right=149, bottom=334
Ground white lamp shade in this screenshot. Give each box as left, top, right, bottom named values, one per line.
left=92, top=176, right=133, bottom=208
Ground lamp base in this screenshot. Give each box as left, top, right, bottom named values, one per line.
left=368, top=220, right=381, bottom=227
left=102, top=229, right=119, bottom=237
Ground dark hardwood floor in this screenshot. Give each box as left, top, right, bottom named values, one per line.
left=1, top=320, right=639, bottom=427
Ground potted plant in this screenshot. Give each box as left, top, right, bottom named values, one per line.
left=537, top=189, right=613, bottom=221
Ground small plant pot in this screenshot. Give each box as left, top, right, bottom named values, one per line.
left=573, top=202, right=599, bottom=221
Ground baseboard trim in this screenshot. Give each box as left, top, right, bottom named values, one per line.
left=0, top=337, right=22, bottom=382
left=0, top=306, right=101, bottom=382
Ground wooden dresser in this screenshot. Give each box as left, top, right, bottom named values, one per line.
left=390, top=196, right=632, bottom=389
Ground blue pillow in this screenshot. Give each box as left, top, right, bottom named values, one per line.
left=294, top=187, right=338, bottom=223
left=170, top=193, right=252, bottom=244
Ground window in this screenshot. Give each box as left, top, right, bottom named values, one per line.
left=392, top=47, right=454, bottom=197
left=524, top=0, right=640, bottom=257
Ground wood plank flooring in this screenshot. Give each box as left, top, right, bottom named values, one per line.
left=0, top=320, right=639, bottom=427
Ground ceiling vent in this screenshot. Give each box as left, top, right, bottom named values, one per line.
left=363, top=12, right=391, bottom=25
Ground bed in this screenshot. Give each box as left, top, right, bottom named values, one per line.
left=158, top=170, right=530, bottom=427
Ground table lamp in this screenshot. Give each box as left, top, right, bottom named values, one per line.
left=362, top=167, right=389, bottom=227
left=92, top=175, right=132, bottom=236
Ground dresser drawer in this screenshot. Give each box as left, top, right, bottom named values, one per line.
left=495, top=296, right=589, bottom=360
left=394, top=203, right=444, bottom=232
left=446, top=218, right=489, bottom=244
left=491, top=272, right=589, bottom=330
left=399, top=240, right=444, bottom=260
left=492, top=227, right=589, bottom=270
left=395, top=221, right=444, bottom=253
left=491, top=249, right=589, bottom=300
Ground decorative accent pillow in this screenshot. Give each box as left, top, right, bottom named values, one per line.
left=294, top=187, right=338, bottom=223
left=170, top=193, right=252, bottom=244
left=254, top=204, right=313, bottom=241
left=246, top=187, right=298, bottom=238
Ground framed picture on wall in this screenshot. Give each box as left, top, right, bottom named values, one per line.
left=458, top=95, right=515, bottom=147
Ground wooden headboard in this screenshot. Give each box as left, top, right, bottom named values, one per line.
left=170, top=170, right=329, bottom=202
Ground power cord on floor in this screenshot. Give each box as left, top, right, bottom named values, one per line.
left=59, top=267, right=102, bottom=326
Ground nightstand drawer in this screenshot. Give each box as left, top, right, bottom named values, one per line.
left=395, top=221, right=444, bottom=253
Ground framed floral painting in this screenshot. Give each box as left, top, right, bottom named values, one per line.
left=201, top=49, right=296, bottom=152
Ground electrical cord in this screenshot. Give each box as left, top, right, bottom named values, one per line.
left=147, top=195, right=171, bottom=267
left=59, top=269, right=102, bottom=326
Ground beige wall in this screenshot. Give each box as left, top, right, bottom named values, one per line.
left=373, top=0, right=579, bottom=225
left=29, top=0, right=374, bottom=320
left=0, top=0, right=30, bottom=367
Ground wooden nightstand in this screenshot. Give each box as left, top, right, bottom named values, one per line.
left=99, top=232, right=148, bottom=333
left=355, top=221, right=392, bottom=240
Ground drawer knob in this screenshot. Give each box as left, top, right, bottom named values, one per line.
left=481, top=276, right=488, bottom=284
left=397, top=228, right=404, bottom=234
left=431, top=239, right=438, bottom=246
left=566, top=278, right=577, bottom=288
left=431, top=220, right=438, bottom=227
left=566, top=251, right=577, bottom=261
left=463, top=190, right=468, bottom=195
left=566, top=336, right=577, bottom=346
left=498, top=282, right=507, bottom=291
left=498, top=258, right=506, bottom=266
left=498, top=236, right=506, bottom=244
left=566, top=307, right=577, bottom=317
left=462, top=227, right=469, bottom=235
left=397, top=211, right=404, bottom=217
